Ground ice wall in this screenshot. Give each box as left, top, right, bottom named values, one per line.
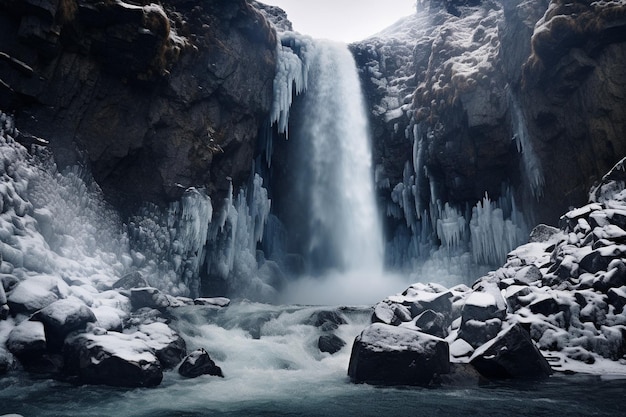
left=383, top=116, right=529, bottom=278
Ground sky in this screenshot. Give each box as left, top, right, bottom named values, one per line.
left=258, top=0, right=417, bottom=43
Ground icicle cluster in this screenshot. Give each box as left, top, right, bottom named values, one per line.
left=384, top=118, right=529, bottom=275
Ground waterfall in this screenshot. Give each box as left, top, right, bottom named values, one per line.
left=298, top=40, right=384, bottom=273
left=269, top=39, right=396, bottom=304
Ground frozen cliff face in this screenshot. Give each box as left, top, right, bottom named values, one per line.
left=0, top=0, right=277, bottom=213
left=352, top=0, right=626, bottom=271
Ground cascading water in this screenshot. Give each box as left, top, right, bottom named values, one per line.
left=291, top=40, right=384, bottom=273
left=267, top=38, right=402, bottom=304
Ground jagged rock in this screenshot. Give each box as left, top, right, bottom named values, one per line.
left=129, top=287, right=170, bottom=311
left=111, top=271, right=149, bottom=290
left=411, top=309, right=447, bottom=338
left=306, top=310, right=348, bottom=331
left=514, top=265, right=543, bottom=285
left=178, top=348, right=224, bottom=379
left=348, top=323, right=449, bottom=386
left=470, top=324, right=552, bottom=379
left=372, top=301, right=412, bottom=326
left=529, top=224, right=561, bottom=243
left=318, top=334, right=346, bottom=355
left=64, top=332, right=163, bottom=387
left=30, top=299, right=97, bottom=351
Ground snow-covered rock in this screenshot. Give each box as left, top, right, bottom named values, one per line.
left=348, top=323, right=449, bottom=386
left=470, top=324, right=552, bottom=379
left=64, top=331, right=163, bottom=387
left=30, top=298, right=96, bottom=351
left=178, top=348, right=223, bottom=379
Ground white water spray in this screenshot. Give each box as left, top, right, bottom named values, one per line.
left=279, top=41, right=400, bottom=305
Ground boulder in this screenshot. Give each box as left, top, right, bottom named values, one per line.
left=372, top=301, right=412, bottom=326
left=64, top=332, right=163, bottom=387
left=129, top=287, right=170, bottom=311
left=529, top=224, right=561, bottom=243
left=459, top=318, right=503, bottom=349
left=461, top=285, right=507, bottom=324
left=6, top=320, right=61, bottom=373
left=318, top=334, right=346, bottom=355
left=306, top=310, right=348, bottom=331
left=607, top=287, right=626, bottom=313
left=178, top=348, right=224, bottom=379
left=470, top=324, right=552, bottom=379
left=30, top=299, right=97, bottom=351
left=6, top=280, right=58, bottom=315
left=513, top=265, right=542, bottom=285
left=348, top=323, right=449, bottom=386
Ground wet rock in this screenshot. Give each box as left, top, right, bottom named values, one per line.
left=64, top=332, right=163, bottom=387
left=178, top=348, right=224, bottom=379
left=307, top=310, right=348, bottom=331
left=412, top=309, right=447, bottom=338
left=318, top=334, right=346, bottom=355
left=348, top=323, right=449, bottom=386
left=30, top=299, right=97, bottom=351
left=470, top=324, right=552, bottom=379
left=129, top=287, right=170, bottom=311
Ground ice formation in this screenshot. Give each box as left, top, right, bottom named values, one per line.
left=269, top=32, right=313, bottom=136
left=510, top=93, right=545, bottom=198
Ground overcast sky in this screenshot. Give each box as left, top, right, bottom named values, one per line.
left=258, top=0, right=417, bottom=43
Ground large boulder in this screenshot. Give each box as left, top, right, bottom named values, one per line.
left=6, top=280, right=58, bottom=315
left=30, top=299, right=97, bottom=351
left=64, top=331, right=163, bottom=387
left=129, top=287, right=170, bottom=311
left=178, top=348, right=224, bottom=379
left=348, top=323, right=449, bottom=386
left=470, top=324, right=553, bottom=379
left=6, top=320, right=61, bottom=373
left=306, top=310, right=348, bottom=331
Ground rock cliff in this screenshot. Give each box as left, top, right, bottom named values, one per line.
left=352, top=0, right=626, bottom=268
left=0, top=0, right=276, bottom=214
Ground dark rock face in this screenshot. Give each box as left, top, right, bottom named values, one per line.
left=470, top=324, right=553, bottom=379
left=306, top=310, right=348, bottom=331
left=0, top=0, right=276, bottom=213
left=352, top=0, right=626, bottom=268
left=348, top=323, right=450, bottom=386
left=178, top=348, right=224, bottom=378
left=130, top=287, right=170, bottom=311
